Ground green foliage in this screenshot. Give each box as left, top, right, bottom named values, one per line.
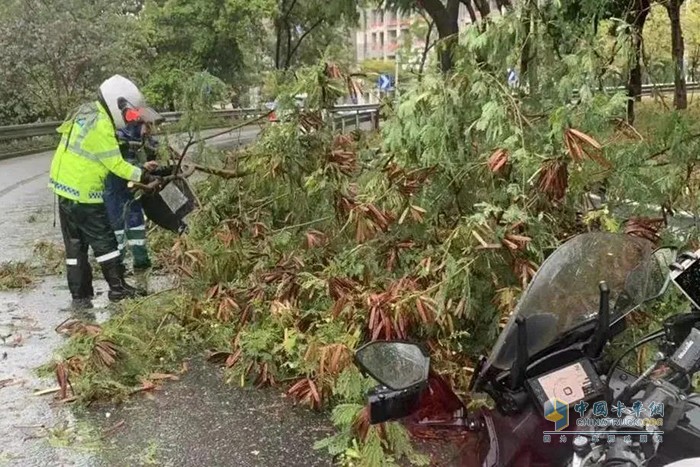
left=0, top=0, right=140, bottom=120
left=43, top=4, right=700, bottom=466
left=272, top=0, right=358, bottom=70
left=47, top=291, right=205, bottom=401
left=314, top=404, right=429, bottom=467
left=644, top=2, right=700, bottom=82
left=141, top=0, right=271, bottom=106
left=0, top=0, right=363, bottom=124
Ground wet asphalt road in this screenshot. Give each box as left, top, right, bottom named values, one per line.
left=0, top=126, right=336, bottom=467
left=0, top=126, right=263, bottom=264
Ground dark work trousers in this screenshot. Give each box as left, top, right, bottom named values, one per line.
left=58, top=196, right=123, bottom=299
left=104, top=171, right=151, bottom=268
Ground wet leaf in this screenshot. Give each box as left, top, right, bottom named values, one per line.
left=537, top=159, right=568, bottom=201
left=487, top=149, right=509, bottom=174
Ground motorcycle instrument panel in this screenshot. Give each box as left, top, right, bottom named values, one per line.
left=527, top=358, right=605, bottom=410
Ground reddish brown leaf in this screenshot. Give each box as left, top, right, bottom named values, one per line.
left=487, top=149, right=509, bottom=174
left=55, top=362, right=69, bottom=400
left=149, top=373, right=180, bottom=382
left=352, top=406, right=371, bottom=441
left=305, top=230, right=328, bottom=249
left=569, top=128, right=602, bottom=150
left=566, top=128, right=612, bottom=168
left=537, top=159, right=569, bottom=201
left=624, top=217, right=666, bottom=244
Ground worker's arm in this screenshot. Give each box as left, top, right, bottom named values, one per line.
left=82, top=117, right=143, bottom=182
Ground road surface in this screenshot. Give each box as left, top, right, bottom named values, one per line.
left=0, top=125, right=262, bottom=264
left=0, top=126, right=336, bottom=467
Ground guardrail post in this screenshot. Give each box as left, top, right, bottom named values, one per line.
left=372, top=110, right=379, bottom=131
left=355, top=112, right=360, bottom=129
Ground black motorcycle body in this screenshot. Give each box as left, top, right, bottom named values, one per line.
left=354, top=232, right=700, bottom=467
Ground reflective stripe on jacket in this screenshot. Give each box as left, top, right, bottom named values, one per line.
left=48, top=101, right=143, bottom=204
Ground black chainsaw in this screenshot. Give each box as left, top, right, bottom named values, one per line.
left=128, top=159, right=198, bottom=234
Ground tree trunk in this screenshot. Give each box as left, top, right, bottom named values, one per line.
left=275, top=19, right=283, bottom=69
left=625, top=0, right=650, bottom=124
left=421, top=0, right=460, bottom=72
left=418, top=21, right=435, bottom=80
left=473, top=0, right=491, bottom=18
left=666, top=0, right=687, bottom=110
left=460, top=0, right=478, bottom=24
left=285, top=24, right=293, bottom=68
left=520, top=5, right=538, bottom=94
left=275, top=0, right=299, bottom=70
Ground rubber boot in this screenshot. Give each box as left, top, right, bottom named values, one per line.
left=71, top=298, right=94, bottom=310
left=132, top=245, right=152, bottom=271
left=79, top=254, right=94, bottom=299
left=114, top=231, right=132, bottom=277
left=127, top=227, right=151, bottom=271
left=101, top=260, right=147, bottom=302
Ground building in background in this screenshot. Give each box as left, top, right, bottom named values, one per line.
left=354, top=2, right=502, bottom=63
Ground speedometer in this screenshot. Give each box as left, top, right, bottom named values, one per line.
left=527, top=358, right=605, bottom=413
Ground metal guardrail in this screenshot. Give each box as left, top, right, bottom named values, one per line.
left=1, top=79, right=697, bottom=152
left=569, top=82, right=700, bottom=98
left=3, top=79, right=697, bottom=142
left=0, top=105, right=382, bottom=161
left=159, top=108, right=264, bottom=124
left=0, top=105, right=381, bottom=143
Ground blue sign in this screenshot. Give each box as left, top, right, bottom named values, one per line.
left=378, top=74, right=393, bottom=91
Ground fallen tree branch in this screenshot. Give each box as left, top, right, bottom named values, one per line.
left=101, top=420, right=126, bottom=438
left=190, top=163, right=251, bottom=179
left=34, top=387, right=61, bottom=396
left=647, top=132, right=700, bottom=161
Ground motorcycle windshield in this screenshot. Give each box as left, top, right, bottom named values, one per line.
left=487, top=232, right=667, bottom=371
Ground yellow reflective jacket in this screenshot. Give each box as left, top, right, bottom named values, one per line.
left=49, top=101, right=142, bottom=204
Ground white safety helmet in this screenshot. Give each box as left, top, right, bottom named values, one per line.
left=98, top=74, right=163, bottom=130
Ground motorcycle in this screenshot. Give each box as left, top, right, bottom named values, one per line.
left=352, top=231, right=700, bottom=466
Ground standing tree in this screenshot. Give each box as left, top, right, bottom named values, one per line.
left=548, top=0, right=653, bottom=122
left=626, top=0, right=652, bottom=122
left=661, top=0, right=688, bottom=109
left=382, top=0, right=512, bottom=72
left=645, top=1, right=700, bottom=82
left=0, top=0, right=140, bottom=119
left=273, top=0, right=359, bottom=71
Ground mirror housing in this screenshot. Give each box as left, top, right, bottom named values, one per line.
left=367, top=384, right=425, bottom=424
left=355, top=341, right=430, bottom=391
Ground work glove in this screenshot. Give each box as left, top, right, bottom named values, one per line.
left=140, top=171, right=163, bottom=185
left=143, top=161, right=159, bottom=172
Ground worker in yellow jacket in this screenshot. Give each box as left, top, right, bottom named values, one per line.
left=49, top=75, right=162, bottom=309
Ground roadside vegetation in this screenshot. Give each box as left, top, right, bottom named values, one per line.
left=0, top=262, right=35, bottom=290
left=15, top=1, right=700, bottom=466
left=0, top=241, right=69, bottom=291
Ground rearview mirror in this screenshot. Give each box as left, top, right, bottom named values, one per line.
left=355, top=341, right=430, bottom=390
